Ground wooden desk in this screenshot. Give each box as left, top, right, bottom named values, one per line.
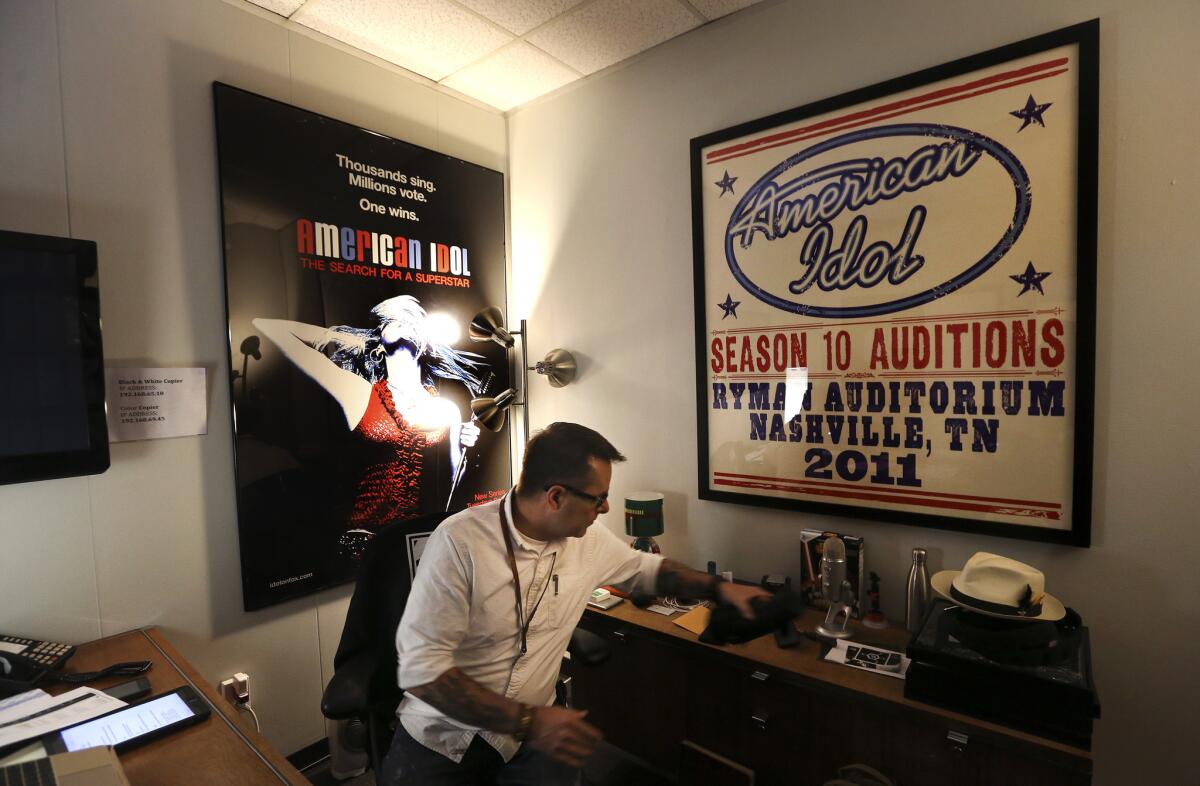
left=570, top=604, right=1093, bottom=786
left=54, top=628, right=305, bottom=785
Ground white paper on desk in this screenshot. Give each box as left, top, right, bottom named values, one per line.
left=0, top=687, right=126, bottom=749
left=823, top=639, right=911, bottom=679
left=0, top=689, right=50, bottom=715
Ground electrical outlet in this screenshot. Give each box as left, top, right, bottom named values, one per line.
left=219, top=677, right=238, bottom=706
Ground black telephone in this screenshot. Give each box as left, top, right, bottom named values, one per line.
left=0, top=634, right=76, bottom=695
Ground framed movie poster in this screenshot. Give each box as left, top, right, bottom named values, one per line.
left=214, top=84, right=512, bottom=610
left=691, top=22, right=1097, bottom=546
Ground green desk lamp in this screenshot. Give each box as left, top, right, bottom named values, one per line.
left=625, top=492, right=664, bottom=553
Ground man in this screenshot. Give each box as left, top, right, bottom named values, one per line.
left=381, top=422, right=769, bottom=784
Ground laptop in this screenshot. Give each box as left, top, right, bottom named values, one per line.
left=0, top=747, right=129, bottom=786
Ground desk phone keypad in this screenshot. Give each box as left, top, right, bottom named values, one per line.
left=0, top=635, right=75, bottom=669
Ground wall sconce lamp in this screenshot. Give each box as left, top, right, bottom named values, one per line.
left=447, top=307, right=574, bottom=509
left=467, top=306, right=577, bottom=443
left=446, top=387, right=516, bottom=510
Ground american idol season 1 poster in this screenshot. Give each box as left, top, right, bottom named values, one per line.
left=214, top=84, right=511, bottom=610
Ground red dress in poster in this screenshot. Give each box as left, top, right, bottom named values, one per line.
left=254, top=295, right=483, bottom=540
left=349, top=379, right=448, bottom=526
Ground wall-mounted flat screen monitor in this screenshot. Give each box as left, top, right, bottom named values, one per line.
left=0, top=229, right=109, bottom=485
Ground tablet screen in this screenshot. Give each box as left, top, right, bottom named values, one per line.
left=59, top=693, right=194, bottom=752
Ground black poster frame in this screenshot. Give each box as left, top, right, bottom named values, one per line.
left=214, top=83, right=513, bottom=609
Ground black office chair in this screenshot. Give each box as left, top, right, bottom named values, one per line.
left=320, top=511, right=609, bottom=774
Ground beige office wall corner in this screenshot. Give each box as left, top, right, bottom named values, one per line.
left=435, top=92, right=507, bottom=176
left=508, top=0, right=1200, bottom=783
left=0, top=0, right=506, bottom=757
left=288, top=29, right=441, bottom=154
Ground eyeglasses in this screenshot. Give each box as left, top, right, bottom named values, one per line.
left=544, top=483, right=608, bottom=510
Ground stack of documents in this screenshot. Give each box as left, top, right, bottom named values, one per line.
left=0, top=688, right=126, bottom=755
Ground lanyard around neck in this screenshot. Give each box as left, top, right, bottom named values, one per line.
left=500, top=496, right=555, bottom=656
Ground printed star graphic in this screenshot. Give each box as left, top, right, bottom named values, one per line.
left=715, top=170, right=737, bottom=197
left=718, top=293, right=741, bottom=319
left=1010, top=95, right=1052, bottom=132
left=1010, top=261, right=1051, bottom=296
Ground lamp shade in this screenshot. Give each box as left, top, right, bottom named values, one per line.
left=535, top=348, right=576, bottom=388
left=470, top=388, right=517, bottom=432
left=624, top=492, right=664, bottom=537
left=468, top=306, right=514, bottom=347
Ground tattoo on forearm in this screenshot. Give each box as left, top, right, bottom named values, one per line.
left=656, top=559, right=719, bottom=600
left=407, top=668, right=521, bottom=733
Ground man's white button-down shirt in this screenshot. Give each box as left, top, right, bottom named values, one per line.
left=395, top=493, right=663, bottom=763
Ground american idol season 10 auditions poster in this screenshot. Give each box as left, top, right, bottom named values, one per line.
left=215, top=84, right=511, bottom=610
left=692, top=23, right=1096, bottom=546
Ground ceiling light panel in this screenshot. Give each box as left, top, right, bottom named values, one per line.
left=292, top=0, right=513, bottom=82
left=527, top=0, right=700, bottom=75
left=246, top=0, right=307, bottom=17
left=443, top=41, right=579, bottom=111
left=687, top=0, right=763, bottom=21
left=455, top=0, right=586, bottom=36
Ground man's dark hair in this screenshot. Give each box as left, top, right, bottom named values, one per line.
left=517, top=422, right=625, bottom=496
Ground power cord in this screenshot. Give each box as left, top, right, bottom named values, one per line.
left=660, top=597, right=710, bottom=612
left=238, top=704, right=261, bottom=733
left=52, top=661, right=152, bottom=683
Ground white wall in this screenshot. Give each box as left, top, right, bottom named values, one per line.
left=0, top=0, right=505, bottom=755
left=508, top=1, right=1200, bottom=783
left=4, top=0, right=1197, bottom=776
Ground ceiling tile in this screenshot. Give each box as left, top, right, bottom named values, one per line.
left=527, top=0, right=700, bottom=75
left=292, top=0, right=513, bottom=82
left=687, top=0, right=762, bottom=21
left=443, top=41, right=579, bottom=111
left=455, top=0, right=586, bottom=36
left=245, top=0, right=307, bottom=17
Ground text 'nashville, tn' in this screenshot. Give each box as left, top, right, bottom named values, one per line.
left=295, top=218, right=471, bottom=282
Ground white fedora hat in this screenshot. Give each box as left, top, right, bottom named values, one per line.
left=931, top=552, right=1065, bottom=622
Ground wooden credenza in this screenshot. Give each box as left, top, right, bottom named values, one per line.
left=566, top=604, right=1092, bottom=786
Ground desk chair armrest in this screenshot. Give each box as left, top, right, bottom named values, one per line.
left=321, top=650, right=381, bottom=719
left=567, top=627, right=609, bottom=667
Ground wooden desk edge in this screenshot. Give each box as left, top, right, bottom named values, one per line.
left=584, top=604, right=1092, bottom=763
left=102, top=628, right=307, bottom=785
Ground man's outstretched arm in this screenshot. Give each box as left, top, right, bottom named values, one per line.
left=655, top=559, right=771, bottom=618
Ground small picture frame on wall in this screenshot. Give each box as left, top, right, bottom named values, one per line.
left=691, top=21, right=1098, bottom=546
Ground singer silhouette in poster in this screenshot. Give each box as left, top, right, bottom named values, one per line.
left=254, top=295, right=485, bottom=533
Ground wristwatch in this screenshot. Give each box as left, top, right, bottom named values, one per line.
left=514, top=703, right=536, bottom=741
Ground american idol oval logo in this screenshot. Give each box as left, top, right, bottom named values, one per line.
left=724, top=124, right=1030, bottom=318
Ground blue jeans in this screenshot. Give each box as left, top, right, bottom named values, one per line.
left=378, top=723, right=579, bottom=786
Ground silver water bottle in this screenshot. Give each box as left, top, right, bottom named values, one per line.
left=905, top=548, right=931, bottom=633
